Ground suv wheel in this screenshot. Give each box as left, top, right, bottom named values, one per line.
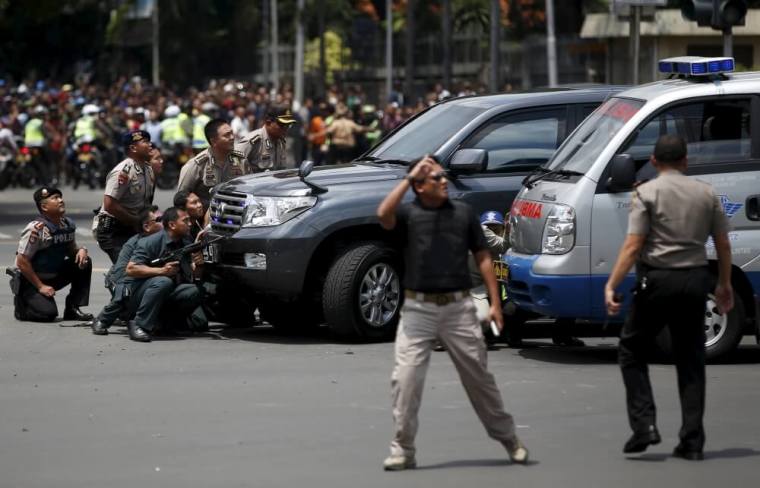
left=323, top=242, right=401, bottom=340
left=656, top=289, right=744, bottom=361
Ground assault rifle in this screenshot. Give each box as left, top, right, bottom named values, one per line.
left=149, top=234, right=226, bottom=267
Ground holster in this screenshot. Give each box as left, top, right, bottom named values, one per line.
left=6, top=267, right=21, bottom=295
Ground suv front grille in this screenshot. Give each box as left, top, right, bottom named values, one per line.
left=210, top=190, right=247, bottom=235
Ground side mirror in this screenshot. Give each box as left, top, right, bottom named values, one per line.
left=298, top=160, right=314, bottom=179
left=448, top=148, right=488, bottom=173
left=607, top=154, right=635, bottom=193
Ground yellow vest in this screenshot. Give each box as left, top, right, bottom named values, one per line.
left=74, top=115, right=97, bottom=141
left=160, top=117, right=188, bottom=144
left=24, top=118, right=45, bottom=147
left=192, top=114, right=211, bottom=149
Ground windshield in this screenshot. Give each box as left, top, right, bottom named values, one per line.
left=547, top=97, right=644, bottom=173
left=368, top=102, right=487, bottom=162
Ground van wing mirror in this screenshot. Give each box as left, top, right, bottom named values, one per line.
left=449, top=149, right=488, bottom=173
left=607, top=154, right=635, bottom=193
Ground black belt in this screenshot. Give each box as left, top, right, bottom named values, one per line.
left=405, top=290, right=469, bottom=306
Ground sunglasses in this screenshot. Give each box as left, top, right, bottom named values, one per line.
left=428, top=171, right=448, bottom=182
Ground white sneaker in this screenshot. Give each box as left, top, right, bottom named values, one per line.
left=505, top=438, right=529, bottom=464
left=383, top=454, right=417, bottom=471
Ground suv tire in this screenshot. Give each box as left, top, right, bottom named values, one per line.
left=323, top=242, right=401, bottom=340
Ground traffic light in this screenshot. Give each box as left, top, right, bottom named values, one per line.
left=681, top=1, right=747, bottom=30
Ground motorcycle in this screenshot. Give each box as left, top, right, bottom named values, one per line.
left=12, top=146, right=37, bottom=188
left=72, top=142, right=102, bottom=190
left=157, top=142, right=193, bottom=190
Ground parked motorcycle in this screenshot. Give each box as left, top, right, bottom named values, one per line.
left=72, top=142, right=101, bottom=189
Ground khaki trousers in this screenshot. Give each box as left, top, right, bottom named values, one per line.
left=390, top=296, right=517, bottom=457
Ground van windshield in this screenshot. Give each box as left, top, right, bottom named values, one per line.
left=367, top=103, right=487, bottom=162
left=547, top=97, right=644, bottom=174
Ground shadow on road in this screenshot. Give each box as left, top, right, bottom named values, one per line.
left=209, top=323, right=386, bottom=346
left=416, top=458, right=539, bottom=470
left=627, top=447, right=760, bottom=462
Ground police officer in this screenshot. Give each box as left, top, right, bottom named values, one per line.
left=235, top=106, right=295, bottom=172
left=605, top=135, right=733, bottom=461
left=178, top=118, right=248, bottom=210
left=377, top=156, right=528, bottom=470
left=13, top=187, right=93, bottom=322
left=96, top=130, right=156, bottom=263
left=123, top=207, right=207, bottom=342
left=191, top=102, right=215, bottom=152
left=91, top=206, right=162, bottom=336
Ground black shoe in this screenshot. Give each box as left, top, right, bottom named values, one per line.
left=91, top=320, right=109, bottom=336
left=128, top=322, right=152, bottom=343
left=63, top=307, right=94, bottom=321
left=672, top=444, right=704, bottom=461
left=623, top=426, right=661, bottom=453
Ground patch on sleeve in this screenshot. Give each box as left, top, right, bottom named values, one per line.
left=117, top=172, right=129, bottom=185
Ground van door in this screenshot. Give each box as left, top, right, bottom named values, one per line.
left=589, top=96, right=759, bottom=319
left=450, top=107, right=568, bottom=216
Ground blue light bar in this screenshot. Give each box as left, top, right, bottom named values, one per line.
left=658, top=56, right=735, bottom=77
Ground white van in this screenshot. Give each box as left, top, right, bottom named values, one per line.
left=505, top=57, right=760, bottom=359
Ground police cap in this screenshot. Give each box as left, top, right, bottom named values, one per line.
left=33, top=187, right=62, bottom=211
left=122, top=130, right=151, bottom=151
left=266, top=105, right=296, bottom=126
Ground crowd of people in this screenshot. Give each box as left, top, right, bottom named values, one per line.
left=0, top=76, right=487, bottom=189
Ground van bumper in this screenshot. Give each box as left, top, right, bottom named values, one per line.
left=505, top=252, right=591, bottom=318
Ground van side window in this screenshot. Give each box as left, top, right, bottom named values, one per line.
left=619, top=98, right=752, bottom=180
left=463, top=109, right=566, bottom=173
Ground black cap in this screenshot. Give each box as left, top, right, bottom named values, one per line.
left=122, top=130, right=151, bottom=150
left=33, top=187, right=62, bottom=211
left=266, top=105, right=296, bottom=125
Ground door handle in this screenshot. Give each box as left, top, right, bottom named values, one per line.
left=746, top=195, right=760, bottom=221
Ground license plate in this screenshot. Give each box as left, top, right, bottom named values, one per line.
left=78, top=154, right=93, bottom=162
left=204, top=242, right=219, bottom=263
left=493, top=260, right=509, bottom=283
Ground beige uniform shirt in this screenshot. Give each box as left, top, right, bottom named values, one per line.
left=628, top=170, right=729, bottom=269
left=100, top=158, right=155, bottom=221
left=177, top=148, right=250, bottom=208
left=234, top=127, right=286, bottom=172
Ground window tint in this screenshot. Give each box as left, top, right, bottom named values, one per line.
left=463, top=109, right=566, bottom=173
left=618, top=98, right=752, bottom=179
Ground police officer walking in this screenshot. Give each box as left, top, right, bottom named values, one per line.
left=235, top=106, right=295, bottom=172
left=178, top=119, right=249, bottom=210
left=377, top=156, right=528, bottom=470
left=96, top=130, right=155, bottom=263
left=605, top=135, right=733, bottom=461
left=12, top=187, right=93, bottom=322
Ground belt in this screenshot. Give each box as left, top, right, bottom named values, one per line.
left=405, top=290, right=469, bottom=306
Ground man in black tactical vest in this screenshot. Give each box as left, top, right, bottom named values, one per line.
left=12, top=187, right=93, bottom=322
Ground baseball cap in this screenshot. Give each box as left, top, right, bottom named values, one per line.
left=266, top=105, right=296, bottom=125
left=480, top=211, right=505, bottom=226
left=33, top=187, right=62, bottom=210
left=122, top=130, right=151, bottom=150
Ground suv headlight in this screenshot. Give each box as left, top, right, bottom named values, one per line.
left=542, top=204, right=575, bottom=254
left=242, top=196, right=317, bottom=227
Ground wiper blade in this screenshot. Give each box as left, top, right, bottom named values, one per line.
left=354, top=155, right=380, bottom=162
left=520, top=166, right=551, bottom=188
left=355, top=156, right=408, bottom=165
left=523, top=168, right=584, bottom=189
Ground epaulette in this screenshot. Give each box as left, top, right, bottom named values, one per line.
left=248, top=133, right=262, bottom=146
left=230, top=149, right=244, bottom=159
left=194, top=151, right=210, bottom=166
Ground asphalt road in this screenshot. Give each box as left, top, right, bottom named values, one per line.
left=2, top=186, right=760, bottom=488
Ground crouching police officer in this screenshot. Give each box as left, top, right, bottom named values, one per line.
left=235, top=106, right=295, bottom=172
left=11, top=187, right=93, bottom=322
left=123, top=207, right=207, bottom=342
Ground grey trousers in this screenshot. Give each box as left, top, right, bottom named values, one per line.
left=389, top=296, right=517, bottom=457
left=131, top=277, right=202, bottom=332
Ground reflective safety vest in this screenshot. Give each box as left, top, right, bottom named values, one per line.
left=160, top=117, right=188, bottom=144
left=24, top=118, right=45, bottom=147
left=192, top=114, right=211, bottom=149
left=74, top=115, right=97, bottom=142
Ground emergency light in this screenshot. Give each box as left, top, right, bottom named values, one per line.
left=657, top=56, right=735, bottom=76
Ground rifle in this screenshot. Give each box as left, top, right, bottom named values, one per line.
left=149, top=234, right=226, bottom=267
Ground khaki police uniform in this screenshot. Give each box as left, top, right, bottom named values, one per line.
left=14, top=216, right=91, bottom=321
left=96, top=157, right=155, bottom=263
left=234, top=127, right=287, bottom=172
left=619, top=169, right=730, bottom=453
left=177, top=148, right=249, bottom=209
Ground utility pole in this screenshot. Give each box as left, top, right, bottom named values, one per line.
left=151, top=0, right=159, bottom=86
left=545, top=0, right=557, bottom=87
left=442, top=0, right=452, bottom=91
left=386, top=0, right=393, bottom=103
left=629, top=5, right=641, bottom=85
left=271, top=0, right=279, bottom=93
left=294, top=0, right=305, bottom=109
left=318, top=0, right=326, bottom=96
left=404, top=0, right=415, bottom=103
left=489, top=0, right=499, bottom=93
